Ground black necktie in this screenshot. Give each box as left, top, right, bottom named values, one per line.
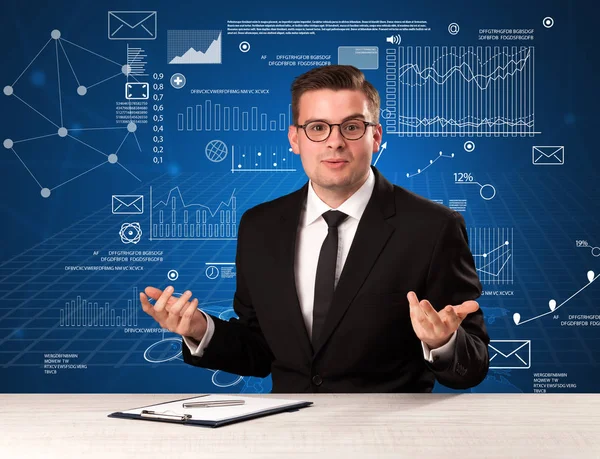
left=312, top=210, right=348, bottom=345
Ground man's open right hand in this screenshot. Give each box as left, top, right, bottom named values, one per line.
left=140, top=286, right=207, bottom=342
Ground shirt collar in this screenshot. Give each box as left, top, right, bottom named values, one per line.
left=303, top=168, right=375, bottom=227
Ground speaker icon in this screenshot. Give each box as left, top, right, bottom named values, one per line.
left=385, top=34, right=401, bottom=45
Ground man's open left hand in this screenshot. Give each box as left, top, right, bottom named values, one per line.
left=407, top=291, right=479, bottom=349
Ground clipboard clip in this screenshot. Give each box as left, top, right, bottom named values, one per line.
left=141, top=409, right=192, bottom=422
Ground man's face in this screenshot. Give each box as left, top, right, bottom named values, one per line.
left=288, top=89, right=382, bottom=195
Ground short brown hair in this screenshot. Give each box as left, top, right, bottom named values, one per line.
left=290, top=65, right=380, bottom=125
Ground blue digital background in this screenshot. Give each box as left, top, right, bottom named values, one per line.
left=1, top=0, right=598, bottom=393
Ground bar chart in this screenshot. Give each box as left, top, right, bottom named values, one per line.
left=150, top=186, right=237, bottom=240
left=177, top=102, right=292, bottom=132
left=60, top=287, right=139, bottom=327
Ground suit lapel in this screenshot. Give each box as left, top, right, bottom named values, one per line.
left=313, top=167, right=396, bottom=355
left=276, top=182, right=314, bottom=358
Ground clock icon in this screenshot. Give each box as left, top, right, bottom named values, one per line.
left=205, top=265, right=219, bottom=280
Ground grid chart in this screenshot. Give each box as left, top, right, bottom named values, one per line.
left=167, top=30, right=222, bottom=64
left=0, top=171, right=308, bottom=393
left=384, top=46, right=536, bottom=136
left=469, top=227, right=514, bottom=284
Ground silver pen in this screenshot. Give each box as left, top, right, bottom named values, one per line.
left=183, top=400, right=246, bottom=408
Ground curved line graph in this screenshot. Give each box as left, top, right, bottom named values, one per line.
left=384, top=46, right=537, bottom=136
left=398, top=48, right=532, bottom=90
left=514, top=271, right=599, bottom=326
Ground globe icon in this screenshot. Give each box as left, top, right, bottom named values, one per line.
left=205, top=140, right=228, bottom=162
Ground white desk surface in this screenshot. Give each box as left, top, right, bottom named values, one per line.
left=0, top=393, right=599, bottom=459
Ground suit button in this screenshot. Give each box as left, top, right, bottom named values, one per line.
left=312, top=375, right=323, bottom=386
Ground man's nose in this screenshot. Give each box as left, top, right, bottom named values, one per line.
left=325, top=125, right=346, bottom=149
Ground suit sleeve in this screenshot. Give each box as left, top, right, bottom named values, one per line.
left=181, top=211, right=274, bottom=377
left=423, top=211, right=490, bottom=390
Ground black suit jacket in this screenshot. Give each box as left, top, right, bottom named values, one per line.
left=182, top=167, right=490, bottom=392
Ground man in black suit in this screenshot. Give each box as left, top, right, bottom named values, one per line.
left=141, top=65, right=490, bottom=392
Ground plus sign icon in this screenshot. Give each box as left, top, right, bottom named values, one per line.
left=170, top=73, right=186, bottom=89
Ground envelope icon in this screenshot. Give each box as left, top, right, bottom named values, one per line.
left=489, top=340, right=531, bottom=369
left=532, top=146, right=564, bottom=165
left=108, top=11, right=157, bottom=40
left=112, top=195, right=144, bottom=214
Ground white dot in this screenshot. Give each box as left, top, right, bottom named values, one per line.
left=127, top=122, right=137, bottom=132
left=77, top=86, right=87, bottom=96
left=41, top=188, right=51, bottom=198
left=108, top=154, right=118, bottom=164
left=122, top=65, right=131, bottom=75
left=4, top=86, right=13, bottom=96
left=273, top=163, right=277, bottom=167
left=4, top=139, right=13, bottom=149
left=58, top=127, right=68, bottom=137
left=51, top=30, right=61, bottom=40
left=257, top=152, right=262, bottom=157
left=238, top=164, right=242, bottom=168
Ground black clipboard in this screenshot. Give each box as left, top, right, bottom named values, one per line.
left=108, top=395, right=313, bottom=428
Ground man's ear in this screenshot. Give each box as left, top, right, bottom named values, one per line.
left=372, top=123, right=383, bottom=152
left=288, top=125, right=300, bottom=155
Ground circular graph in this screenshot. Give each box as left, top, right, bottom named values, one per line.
left=205, top=140, right=228, bottom=163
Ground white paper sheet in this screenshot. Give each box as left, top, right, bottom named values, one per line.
left=123, top=395, right=311, bottom=422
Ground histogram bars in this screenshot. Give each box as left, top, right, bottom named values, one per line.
left=177, top=102, right=292, bottom=132
left=149, top=186, right=237, bottom=241
left=60, top=287, right=138, bottom=327
left=385, top=46, right=538, bottom=136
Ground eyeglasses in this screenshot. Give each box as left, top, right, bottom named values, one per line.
left=295, top=119, right=378, bottom=142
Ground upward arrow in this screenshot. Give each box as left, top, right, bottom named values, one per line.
left=373, top=141, right=387, bottom=166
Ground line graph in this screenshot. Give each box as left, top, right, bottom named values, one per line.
left=406, top=150, right=454, bottom=178
left=149, top=186, right=237, bottom=240
left=514, top=271, right=599, bottom=325
left=469, top=228, right=513, bottom=284
left=384, top=46, right=537, bottom=136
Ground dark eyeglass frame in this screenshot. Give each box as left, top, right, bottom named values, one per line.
left=295, top=119, right=379, bottom=142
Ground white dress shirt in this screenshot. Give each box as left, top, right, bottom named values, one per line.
left=183, top=168, right=457, bottom=363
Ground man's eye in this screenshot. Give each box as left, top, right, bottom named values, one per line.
left=309, top=123, right=327, bottom=131
left=343, top=123, right=360, bottom=131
